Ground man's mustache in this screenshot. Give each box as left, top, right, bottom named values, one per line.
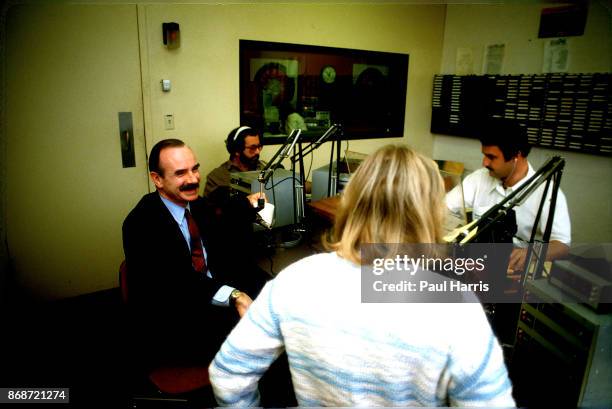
left=179, top=183, right=200, bottom=191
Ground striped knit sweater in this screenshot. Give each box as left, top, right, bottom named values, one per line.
left=209, top=252, right=515, bottom=407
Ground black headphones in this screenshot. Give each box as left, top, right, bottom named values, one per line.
left=225, top=126, right=255, bottom=154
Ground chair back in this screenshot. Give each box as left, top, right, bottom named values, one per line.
left=149, top=366, right=211, bottom=394
left=118, top=259, right=213, bottom=401
left=119, top=260, right=129, bottom=304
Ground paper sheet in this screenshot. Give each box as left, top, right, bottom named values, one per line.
left=455, top=47, right=474, bottom=75
left=484, top=44, right=505, bottom=75
left=543, top=38, right=568, bottom=73
left=256, top=202, right=275, bottom=229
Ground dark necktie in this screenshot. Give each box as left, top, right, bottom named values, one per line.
left=185, top=208, right=206, bottom=273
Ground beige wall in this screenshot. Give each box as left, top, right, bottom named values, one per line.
left=440, top=2, right=611, bottom=75
left=5, top=4, right=149, bottom=299
left=140, top=3, right=446, bottom=177
left=434, top=1, right=612, bottom=243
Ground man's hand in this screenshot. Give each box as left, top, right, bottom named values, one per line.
left=508, top=247, right=527, bottom=273
left=508, top=241, right=569, bottom=274
left=246, top=192, right=266, bottom=208
left=234, top=292, right=253, bottom=317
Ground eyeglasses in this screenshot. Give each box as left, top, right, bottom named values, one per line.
left=244, top=144, right=263, bottom=152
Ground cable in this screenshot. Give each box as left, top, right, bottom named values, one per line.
left=268, top=253, right=274, bottom=276
left=265, top=176, right=302, bottom=190
left=269, top=172, right=277, bottom=208
left=305, top=151, right=314, bottom=182
left=343, top=140, right=351, bottom=175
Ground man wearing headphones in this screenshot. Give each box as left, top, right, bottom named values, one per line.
left=204, top=126, right=266, bottom=201
left=203, top=126, right=268, bottom=269
left=445, top=119, right=571, bottom=272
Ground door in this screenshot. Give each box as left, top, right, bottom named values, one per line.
left=6, top=4, right=149, bottom=299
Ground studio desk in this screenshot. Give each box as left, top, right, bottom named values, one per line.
left=307, top=195, right=340, bottom=224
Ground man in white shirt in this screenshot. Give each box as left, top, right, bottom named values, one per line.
left=446, top=120, right=571, bottom=272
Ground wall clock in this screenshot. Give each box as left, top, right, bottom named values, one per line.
left=321, top=65, right=337, bottom=84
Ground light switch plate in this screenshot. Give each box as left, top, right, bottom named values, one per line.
left=161, top=79, right=171, bottom=92
left=164, top=114, right=174, bottom=130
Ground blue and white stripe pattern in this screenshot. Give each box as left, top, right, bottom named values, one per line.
left=209, top=252, right=515, bottom=407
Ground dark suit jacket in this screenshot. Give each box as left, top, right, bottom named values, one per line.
left=122, top=192, right=267, bottom=365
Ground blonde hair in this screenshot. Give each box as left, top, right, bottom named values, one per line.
left=324, top=144, right=446, bottom=264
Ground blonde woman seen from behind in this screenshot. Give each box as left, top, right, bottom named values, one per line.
left=209, top=144, right=515, bottom=407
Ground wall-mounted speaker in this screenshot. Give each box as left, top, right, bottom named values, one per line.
left=538, top=5, right=588, bottom=38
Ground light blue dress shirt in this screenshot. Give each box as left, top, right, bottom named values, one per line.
left=159, top=194, right=234, bottom=306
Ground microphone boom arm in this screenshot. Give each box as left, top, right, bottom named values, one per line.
left=290, top=124, right=340, bottom=163
left=255, top=129, right=301, bottom=209
left=258, top=129, right=302, bottom=185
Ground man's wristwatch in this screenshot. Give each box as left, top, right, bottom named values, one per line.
left=229, top=289, right=242, bottom=306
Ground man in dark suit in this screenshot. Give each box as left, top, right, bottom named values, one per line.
left=122, top=139, right=268, bottom=367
